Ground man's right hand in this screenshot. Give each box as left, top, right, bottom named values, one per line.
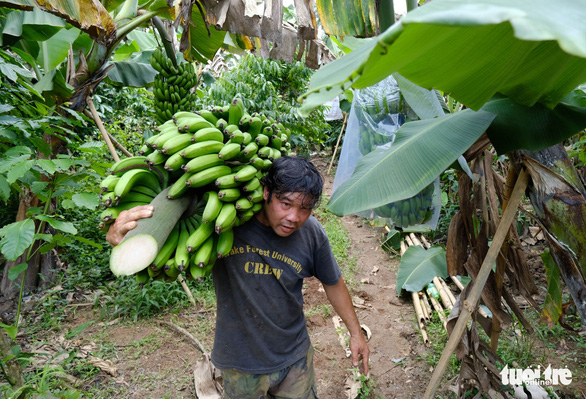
left=106, top=205, right=154, bottom=247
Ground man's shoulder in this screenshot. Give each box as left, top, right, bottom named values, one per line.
left=299, top=215, right=326, bottom=236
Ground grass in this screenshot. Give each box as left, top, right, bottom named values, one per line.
left=313, top=195, right=359, bottom=285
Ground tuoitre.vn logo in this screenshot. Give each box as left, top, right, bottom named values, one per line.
left=500, top=365, right=572, bottom=386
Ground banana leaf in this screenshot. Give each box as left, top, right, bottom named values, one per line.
left=396, top=245, right=448, bottom=295
left=327, top=109, right=496, bottom=216
left=0, top=0, right=117, bottom=45
left=1, top=8, right=65, bottom=42
left=184, top=7, right=225, bottom=63
left=107, top=58, right=156, bottom=87
left=484, top=90, right=586, bottom=154
left=299, top=0, right=586, bottom=116
left=37, top=26, right=80, bottom=71
left=316, top=0, right=377, bottom=38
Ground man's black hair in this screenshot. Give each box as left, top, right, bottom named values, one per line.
left=261, top=156, right=323, bottom=209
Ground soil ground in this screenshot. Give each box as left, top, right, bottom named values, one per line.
left=5, top=155, right=586, bottom=398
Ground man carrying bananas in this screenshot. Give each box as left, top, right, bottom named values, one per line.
left=106, top=156, right=369, bottom=398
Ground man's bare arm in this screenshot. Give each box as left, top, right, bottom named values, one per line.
left=323, top=277, right=370, bottom=375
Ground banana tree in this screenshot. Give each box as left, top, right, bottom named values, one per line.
left=299, top=0, right=586, bottom=322
left=0, top=0, right=228, bottom=298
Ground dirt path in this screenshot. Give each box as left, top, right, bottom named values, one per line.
left=308, top=156, right=430, bottom=399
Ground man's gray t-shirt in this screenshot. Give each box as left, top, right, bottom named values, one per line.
left=211, top=215, right=341, bottom=374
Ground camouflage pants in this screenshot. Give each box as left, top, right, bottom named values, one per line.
left=221, top=346, right=318, bottom=399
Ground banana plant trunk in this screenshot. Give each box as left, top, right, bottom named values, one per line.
left=513, top=143, right=586, bottom=329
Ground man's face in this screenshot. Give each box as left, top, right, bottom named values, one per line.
left=256, top=186, right=313, bottom=237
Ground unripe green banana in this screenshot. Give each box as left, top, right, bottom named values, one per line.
left=218, top=188, right=241, bottom=202
left=228, top=130, right=244, bottom=145
left=100, top=175, right=121, bottom=192
left=167, top=170, right=193, bottom=199
left=100, top=191, right=116, bottom=207
left=235, top=197, right=253, bottom=211
left=174, top=220, right=191, bottom=271
left=201, top=191, right=222, bottom=223
left=150, top=222, right=181, bottom=271
left=247, top=117, right=263, bottom=137
left=242, top=142, right=258, bottom=159
left=198, top=109, right=219, bottom=125
left=110, top=156, right=149, bottom=175
left=238, top=209, right=255, bottom=224
left=146, top=150, right=167, bottom=166
left=223, top=124, right=239, bottom=135
left=234, top=165, right=258, bottom=182
left=186, top=220, right=215, bottom=252
left=242, top=177, right=261, bottom=193
left=193, top=234, right=215, bottom=268
left=186, top=165, right=232, bottom=188
left=131, top=185, right=159, bottom=198
left=135, top=268, right=150, bottom=287
left=270, top=135, right=282, bottom=149
left=216, top=229, right=234, bottom=259
left=117, top=191, right=155, bottom=205
left=182, top=153, right=225, bottom=173
left=218, top=142, right=242, bottom=160
left=180, top=140, right=225, bottom=159
left=228, top=97, right=245, bottom=126
left=247, top=186, right=264, bottom=203
left=212, top=105, right=230, bottom=119
left=215, top=118, right=228, bottom=130
left=151, top=130, right=180, bottom=149
left=114, top=168, right=161, bottom=200
left=252, top=202, right=263, bottom=213
left=215, top=173, right=241, bottom=189
left=189, top=261, right=206, bottom=281
left=215, top=202, right=237, bottom=234
left=191, top=127, right=224, bottom=143
left=161, top=133, right=193, bottom=155
left=255, top=134, right=269, bottom=147
left=163, top=258, right=181, bottom=280
left=241, top=132, right=252, bottom=145
left=180, top=117, right=215, bottom=133
left=249, top=157, right=264, bottom=170
left=258, top=146, right=272, bottom=159
left=164, top=152, right=187, bottom=172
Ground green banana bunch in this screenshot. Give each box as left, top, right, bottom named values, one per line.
left=150, top=48, right=198, bottom=124
left=373, top=183, right=435, bottom=229
left=102, top=94, right=298, bottom=286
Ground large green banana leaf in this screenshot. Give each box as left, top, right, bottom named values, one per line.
left=396, top=245, right=448, bottom=295
left=0, top=7, right=65, bottom=44
left=184, top=8, right=225, bottom=64
left=299, top=0, right=586, bottom=116
left=483, top=89, right=586, bottom=154
left=316, top=0, right=377, bottom=38
left=327, top=109, right=496, bottom=216
left=0, top=0, right=117, bottom=45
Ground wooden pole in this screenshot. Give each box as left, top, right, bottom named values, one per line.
left=86, top=97, right=120, bottom=163
left=433, top=276, right=453, bottom=310
left=423, top=168, right=529, bottom=399
left=83, top=110, right=132, bottom=158
left=327, top=113, right=348, bottom=175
